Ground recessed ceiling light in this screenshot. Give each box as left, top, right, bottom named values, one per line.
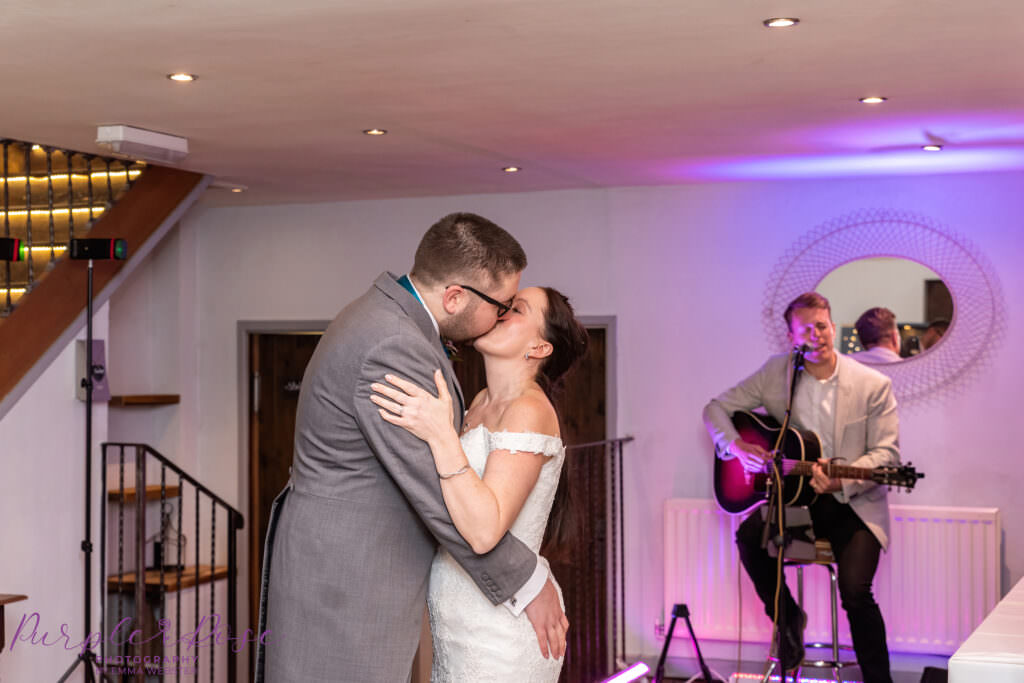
left=763, top=17, right=799, bottom=28
left=362, top=128, right=388, bottom=136
left=859, top=96, right=888, bottom=104
left=502, top=166, right=521, bottom=173
left=167, top=73, right=197, bottom=82
left=922, top=144, right=943, bottom=152
left=231, top=187, right=245, bottom=193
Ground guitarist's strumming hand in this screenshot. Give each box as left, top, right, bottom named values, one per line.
left=729, top=439, right=770, bottom=473
left=810, top=458, right=842, bottom=494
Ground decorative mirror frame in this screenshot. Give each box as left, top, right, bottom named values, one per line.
left=761, top=209, right=1006, bottom=406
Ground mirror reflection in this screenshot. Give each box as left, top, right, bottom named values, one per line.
left=817, top=257, right=952, bottom=363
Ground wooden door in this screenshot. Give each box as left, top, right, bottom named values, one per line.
left=248, top=332, right=322, bottom=639
left=247, top=327, right=611, bottom=682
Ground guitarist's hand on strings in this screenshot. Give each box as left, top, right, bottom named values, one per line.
left=730, top=439, right=770, bottom=473
left=810, top=458, right=842, bottom=494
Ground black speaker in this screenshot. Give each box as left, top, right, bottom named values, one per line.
left=919, top=666, right=948, bottom=683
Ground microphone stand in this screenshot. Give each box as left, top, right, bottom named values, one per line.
left=760, top=345, right=806, bottom=681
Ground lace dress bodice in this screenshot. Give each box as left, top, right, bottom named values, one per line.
left=427, top=426, right=565, bottom=682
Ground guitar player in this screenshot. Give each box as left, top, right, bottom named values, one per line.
left=702, top=292, right=900, bottom=683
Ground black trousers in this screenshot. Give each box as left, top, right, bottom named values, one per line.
left=736, top=494, right=893, bottom=683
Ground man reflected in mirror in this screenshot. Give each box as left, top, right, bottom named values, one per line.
left=850, top=307, right=902, bottom=364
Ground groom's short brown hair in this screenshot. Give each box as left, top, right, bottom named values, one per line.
left=411, top=213, right=527, bottom=287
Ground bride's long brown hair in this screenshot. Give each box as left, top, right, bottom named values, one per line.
left=534, top=287, right=589, bottom=561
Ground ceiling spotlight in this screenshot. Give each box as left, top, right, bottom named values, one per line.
left=502, top=166, right=521, bottom=173
left=362, top=128, right=388, bottom=136
left=231, top=187, right=245, bottom=193
left=763, top=17, right=799, bottom=28
left=167, top=73, right=197, bottom=82
left=859, top=96, right=888, bottom=104
left=922, top=144, right=943, bottom=152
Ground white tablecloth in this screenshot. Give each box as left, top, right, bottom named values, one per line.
left=950, top=576, right=1024, bottom=682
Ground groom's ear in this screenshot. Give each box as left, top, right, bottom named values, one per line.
left=440, top=285, right=466, bottom=314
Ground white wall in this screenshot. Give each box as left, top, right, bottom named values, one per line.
left=0, top=307, right=108, bottom=682
left=178, top=171, right=1023, bottom=661
left=6, top=169, right=1022, bottom=676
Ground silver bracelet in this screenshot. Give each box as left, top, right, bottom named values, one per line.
left=438, top=464, right=471, bottom=480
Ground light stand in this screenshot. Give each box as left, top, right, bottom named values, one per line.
left=653, top=604, right=725, bottom=683
left=58, top=239, right=126, bottom=683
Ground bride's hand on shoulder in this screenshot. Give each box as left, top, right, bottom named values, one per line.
left=371, top=370, right=457, bottom=445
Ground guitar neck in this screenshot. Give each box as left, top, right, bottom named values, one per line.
left=782, top=460, right=875, bottom=481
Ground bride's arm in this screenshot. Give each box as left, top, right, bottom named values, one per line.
left=371, top=370, right=557, bottom=554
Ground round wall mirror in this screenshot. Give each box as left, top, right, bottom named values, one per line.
left=817, top=257, right=953, bottom=363
left=761, top=209, right=1005, bottom=406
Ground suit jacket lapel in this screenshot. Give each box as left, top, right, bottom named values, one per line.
left=374, top=272, right=465, bottom=432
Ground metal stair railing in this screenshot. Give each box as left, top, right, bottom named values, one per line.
left=101, top=443, right=245, bottom=682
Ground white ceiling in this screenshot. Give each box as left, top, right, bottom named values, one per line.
left=5, top=0, right=1024, bottom=205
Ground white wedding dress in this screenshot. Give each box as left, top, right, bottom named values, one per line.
left=427, top=425, right=566, bottom=682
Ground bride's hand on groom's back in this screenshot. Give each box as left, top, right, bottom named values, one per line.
left=370, top=370, right=456, bottom=446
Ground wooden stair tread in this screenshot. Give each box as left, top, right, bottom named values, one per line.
left=108, top=484, right=181, bottom=502
left=108, top=394, right=180, bottom=407
left=107, top=564, right=229, bottom=593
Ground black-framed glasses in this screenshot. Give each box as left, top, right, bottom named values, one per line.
left=453, top=284, right=514, bottom=317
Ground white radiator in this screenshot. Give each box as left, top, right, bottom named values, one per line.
left=663, top=499, right=1001, bottom=655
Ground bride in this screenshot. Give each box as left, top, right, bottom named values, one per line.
left=370, top=285, right=588, bottom=682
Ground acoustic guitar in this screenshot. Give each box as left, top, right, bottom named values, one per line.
left=713, top=410, right=923, bottom=515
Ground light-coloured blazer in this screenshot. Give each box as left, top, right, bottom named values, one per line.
left=257, top=273, right=537, bottom=683
left=703, top=353, right=900, bottom=550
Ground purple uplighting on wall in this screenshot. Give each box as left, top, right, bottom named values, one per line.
left=666, top=115, right=1024, bottom=180
left=696, top=147, right=1024, bottom=180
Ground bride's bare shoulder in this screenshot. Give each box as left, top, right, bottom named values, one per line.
left=496, top=388, right=558, bottom=437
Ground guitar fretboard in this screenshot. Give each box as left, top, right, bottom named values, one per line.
left=778, top=459, right=875, bottom=481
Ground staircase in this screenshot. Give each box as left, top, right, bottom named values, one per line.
left=0, top=137, right=208, bottom=420
left=1, top=140, right=143, bottom=313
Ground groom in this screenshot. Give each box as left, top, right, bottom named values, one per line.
left=256, top=213, right=567, bottom=682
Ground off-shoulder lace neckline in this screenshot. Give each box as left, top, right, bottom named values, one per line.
left=461, top=423, right=562, bottom=444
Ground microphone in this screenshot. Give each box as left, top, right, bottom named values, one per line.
left=69, top=238, right=128, bottom=261
left=0, top=237, right=26, bottom=262
left=792, top=343, right=809, bottom=369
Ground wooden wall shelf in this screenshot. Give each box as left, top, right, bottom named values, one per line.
left=0, top=594, right=27, bottom=653
left=108, top=394, right=180, bottom=407
left=108, top=565, right=228, bottom=593
left=108, top=484, right=181, bottom=503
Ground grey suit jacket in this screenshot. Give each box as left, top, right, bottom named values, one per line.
left=703, top=353, right=900, bottom=550
left=257, top=273, right=537, bottom=682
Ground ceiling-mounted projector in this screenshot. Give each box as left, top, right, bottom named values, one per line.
left=96, top=125, right=189, bottom=164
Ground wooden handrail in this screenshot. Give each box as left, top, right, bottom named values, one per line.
left=0, top=165, right=204, bottom=409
